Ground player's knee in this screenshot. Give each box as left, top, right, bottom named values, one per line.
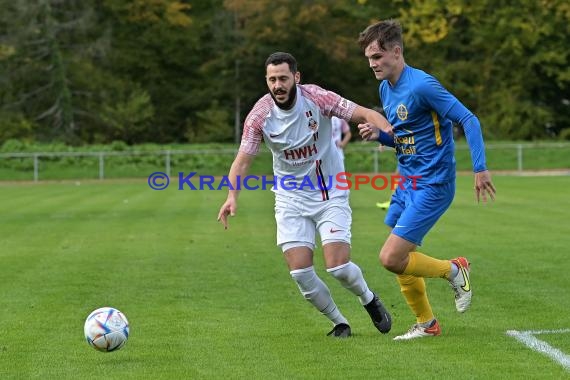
left=380, top=250, right=401, bottom=273
left=290, top=266, right=317, bottom=299
left=327, top=262, right=358, bottom=283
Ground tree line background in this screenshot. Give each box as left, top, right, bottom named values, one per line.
left=0, top=0, right=569, bottom=146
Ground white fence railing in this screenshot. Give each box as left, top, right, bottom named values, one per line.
left=0, top=143, right=569, bottom=182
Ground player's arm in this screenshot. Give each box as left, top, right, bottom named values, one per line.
left=358, top=123, right=395, bottom=147
left=418, top=77, right=496, bottom=202
left=351, top=105, right=394, bottom=146
left=219, top=99, right=265, bottom=226
left=217, top=151, right=255, bottom=229
left=350, top=105, right=393, bottom=135
left=446, top=102, right=496, bottom=202
left=308, top=85, right=391, bottom=137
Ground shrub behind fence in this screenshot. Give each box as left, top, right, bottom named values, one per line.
left=0, top=143, right=568, bottom=181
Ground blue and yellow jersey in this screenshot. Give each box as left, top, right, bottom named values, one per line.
left=380, top=64, right=486, bottom=184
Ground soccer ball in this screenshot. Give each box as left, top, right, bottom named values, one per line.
left=84, top=307, right=129, bottom=352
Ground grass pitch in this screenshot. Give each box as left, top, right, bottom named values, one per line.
left=0, top=175, right=569, bottom=379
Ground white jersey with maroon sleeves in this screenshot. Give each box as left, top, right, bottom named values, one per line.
left=239, top=84, right=357, bottom=201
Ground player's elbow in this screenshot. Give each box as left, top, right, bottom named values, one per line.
left=458, top=112, right=479, bottom=131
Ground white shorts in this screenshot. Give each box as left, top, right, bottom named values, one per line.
left=274, top=194, right=352, bottom=252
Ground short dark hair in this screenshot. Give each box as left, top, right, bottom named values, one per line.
left=358, top=20, right=403, bottom=53
left=265, top=52, right=298, bottom=73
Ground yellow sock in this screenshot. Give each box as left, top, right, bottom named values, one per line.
left=403, top=251, right=452, bottom=279
left=397, top=274, right=434, bottom=323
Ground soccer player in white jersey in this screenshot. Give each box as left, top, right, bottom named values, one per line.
left=331, top=116, right=352, bottom=161
left=217, top=52, right=393, bottom=338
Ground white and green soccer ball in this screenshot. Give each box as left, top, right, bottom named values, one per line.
left=84, top=307, right=129, bottom=352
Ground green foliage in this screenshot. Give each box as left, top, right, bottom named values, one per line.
left=184, top=101, right=233, bottom=143
left=0, top=0, right=569, bottom=144
left=559, top=128, right=570, bottom=141
left=0, top=141, right=568, bottom=181
left=100, top=88, right=155, bottom=144
left=0, top=0, right=109, bottom=144
left=1, top=139, right=27, bottom=153
left=0, top=112, right=35, bottom=141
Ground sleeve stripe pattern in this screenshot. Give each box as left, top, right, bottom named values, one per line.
left=300, top=85, right=357, bottom=121
left=239, top=95, right=273, bottom=155
left=431, top=111, right=442, bottom=146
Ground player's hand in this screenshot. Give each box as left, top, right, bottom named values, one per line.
left=379, top=119, right=394, bottom=136
left=358, top=123, right=380, bottom=141
left=474, top=170, right=496, bottom=203
left=217, top=197, right=237, bottom=229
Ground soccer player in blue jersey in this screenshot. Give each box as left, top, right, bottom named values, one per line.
left=357, top=20, right=496, bottom=340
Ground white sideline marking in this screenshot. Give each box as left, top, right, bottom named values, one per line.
left=507, top=329, right=570, bottom=371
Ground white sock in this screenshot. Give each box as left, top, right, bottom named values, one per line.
left=290, top=266, right=348, bottom=326
left=450, top=262, right=459, bottom=279
left=327, top=262, right=374, bottom=305
left=419, top=319, right=436, bottom=328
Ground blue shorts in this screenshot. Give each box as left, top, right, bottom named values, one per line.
left=385, top=180, right=455, bottom=246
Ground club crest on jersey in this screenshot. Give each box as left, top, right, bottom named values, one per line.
left=397, top=104, right=408, bottom=121
left=306, top=110, right=318, bottom=131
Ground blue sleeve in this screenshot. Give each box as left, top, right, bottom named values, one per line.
left=446, top=102, right=487, bottom=172
left=416, top=76, right=487, bottom=173
left=377, top=82, right=394, bottom=147
left=415, top=75, right=457, bottom=117
left=377, top=130, right=395, bottom=147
